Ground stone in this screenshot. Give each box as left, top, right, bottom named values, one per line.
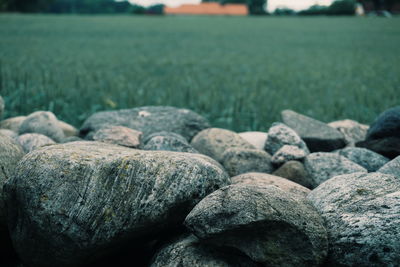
left=308, top=172, right=400, bottom=266
left=336, top=147, right=389, bottom=172
left=3, top=141, right=229, bottom=267
left=151, top=235, right=258, bottom=267
left=328, top=119, right=369, bottom=146
left=191, top=128, right=255, bottom=163
left=231, top=172, right=310, bottom=198
left=378, top=156, right=400, bottom=179
left=357, top=137, right=400, bottom=159
left=0, top=129, right=18, bottom=139
left=58, top=120, right=78, bottom=137
left=185, top=184, right=328, bottom=266
left=238, top=131, right=268, bottom=150
left=281, top=110, right=346, bottom=152
left=221, top=148, right=273, bottom=177
left=0, top=134, right=24, bottom=230
left=144, top=131, right=198, bottom=153
left=19, top=111, right=65, bottom=142
left=80, top=106, right=210, bottom=141
left=273, top=160, right=312, bottom=188
left=93, top=126, right=142, bottom=148
left=16, top=133, right=56, bottom=153
left=264, top=123, right=309, bottom=155
left=0, top=116, right=26, bottom=132
left=271, top=145, right=307, bottom=166
left=304, top=152, right=367, bottom=188
left=0, top=96, right=4, bottom=119
left=366, top=106, right=400, bottom=141
left=61, top=136, right=83, bottom=143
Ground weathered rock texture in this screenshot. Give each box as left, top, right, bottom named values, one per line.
left=231, top=172, right=310, bottom=198
left=221, top=148, right=273, bottom=177
left=304, top=152, right=367, bottom=188
left=271, top=145, right=307, bottom=166
left=273, top=160, right=312, bottom=188
left=337, top=147, right=389, bottom=172
left=19, top=111, right=65, bottom=142
left=144, top=132, right=198, bottom=153
left=80, top=106, right=209, bottom=141
left=185, top=184, right=328, bottom=266
left=0, top=116, right=26, bottom=133
left=151, top=235, right=258, bottom=267
left=238, top=131, right=268, bottom=150
left=264, top=123, right=309, bottom=155
left=308, top=172, right=400, bottom=266
left=0, top=134, right=24, bottom=229
left=0, top=96, right=4, bottom=119
left=328, top=119, right=369, bottom=146
left=16, top=133, right=56, bottom=153
left=0, top=129, right=18, bottom=139
left=191, top=128, right=255, bottom=163
left=4, top=141, right=229, bottom=267
left=93, top=126, right=142, bottom=148
left=281, top=110, right=345, bottom=152
left=378, top=156, right=400, bottom=179
left=58, top=120, right=78, bottom=137
left=357, top=136, right=400, bottom=159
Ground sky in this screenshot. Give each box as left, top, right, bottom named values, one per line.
left=128, top=0, right=334, bottom=11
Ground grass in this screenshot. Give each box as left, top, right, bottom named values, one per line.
left=0, top=14, right=399, bottom=132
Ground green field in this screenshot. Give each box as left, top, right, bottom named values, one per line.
left=0, top=14, right=399, bottom=132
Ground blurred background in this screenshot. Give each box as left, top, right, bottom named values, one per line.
left=0, top=0, right=399, bottom=131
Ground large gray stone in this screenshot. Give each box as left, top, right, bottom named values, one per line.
left=0, top=96, right=4, bottom=119
left=273, top=160, right=312, bottom=188
left=0, top=116, right=26, bottom=133
left=185, top=184, right=328, bottom=266
left=0, top=129, right=18, bottom=139
left=221, top=148, right=273, bottom=177
left=304, top=152, right=367, bottom=188
left=357, top=136, right=400, bottom=159
left=144, top=132, right=198, bottom=153
left=58, top=120, right=78, bottom=137
left=93, top=126, right=142, bottom=148
left=0, top=134, right=24, bottom=230
left=3, top=141, right=229, bottom=267
left=336, top=147, right=389, bottom=172
left=231, top=172, right=310, bottom=198
left=80, top=106, right=210, bottom=141
left=238, top=131, right=268, bottom=150
left=378, top=156, right=400, bottom=179
left=308, top=172, right=400, bottom=266
left=264, top=123, right=309, bottom=155
left=151, top=235, right=258, bottom=267
left=19, top=111, right=65, bottom=142
left=271, top=145, right=307, bottom=166
left=16, top=133, right=56, bottom=153
left=281, top=110, right=346, bottom=152
left=191, top=128, right=255, bottom=163
left=328, top=119, right=369, bottom=146
left=366, top=106, right=400, bottom=141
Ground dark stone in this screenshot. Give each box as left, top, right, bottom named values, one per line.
left=356, top=136, right=400, bottom=159
left=366, top=106, right=400, bottom=141
left=80, top=106, right=210, bottom=142
left=281, top=110, right=346, bottom=152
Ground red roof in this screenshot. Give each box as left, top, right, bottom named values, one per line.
left=165, top=3, right=249, bottom=16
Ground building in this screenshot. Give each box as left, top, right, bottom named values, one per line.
left=164, top=2, right=249, bottom=16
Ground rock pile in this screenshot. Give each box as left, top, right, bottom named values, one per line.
left=0, top=96, right=399, bottom=267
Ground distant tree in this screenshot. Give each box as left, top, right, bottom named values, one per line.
left=273, top=7, right=295, bottom=15
left=298, top=4, right=329, bottom=15
left=146, top=4, right=164, bottom=15
left=131, top=4, right=145, bottom=14
left=328, top=0, right=356, bottom=15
